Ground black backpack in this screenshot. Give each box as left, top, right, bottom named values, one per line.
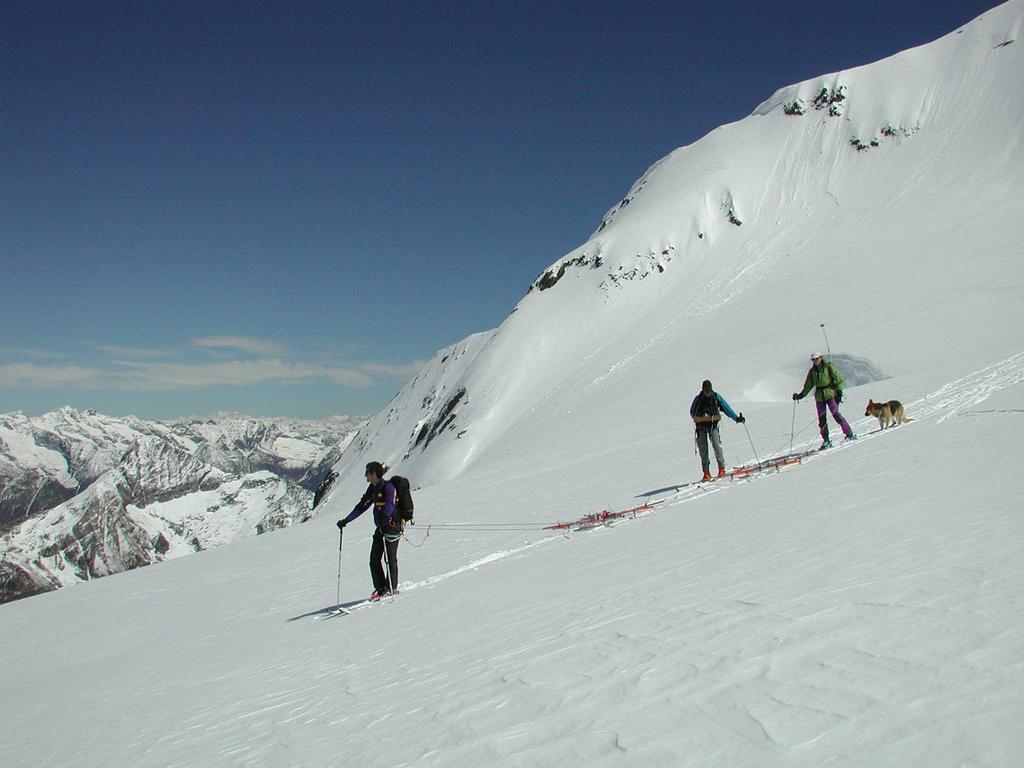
left=388, top=476, right=415, bottom=523
left=694, top=391, right=720, bottom=419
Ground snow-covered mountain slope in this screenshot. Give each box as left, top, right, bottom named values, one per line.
left=322, top=0, right=1024, bottom=507
left=0, top=409, right=365, bottom=601
left=1, top=4, right=1023, bottom=766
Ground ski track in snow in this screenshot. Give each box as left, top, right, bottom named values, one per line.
left=915, top=351, right=1024, bottom=423
left=300, top=534, right=566, bottom=620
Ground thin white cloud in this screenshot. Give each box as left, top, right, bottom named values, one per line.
left=360, top=360, right=429, bottom=379
left=325, top=368, right=375, bottom=387
left=112, top=359, right=316, bottom=389
left=192, top=336, right=287, bottom=357
left=90, top=344, right=175, bottom=360
left=0, top=357, right=424, bottom=392
left=0, top=362, right=111, bottom=388
left=0, top=347, right=67, bottom=361
left=1, top=334, right=425, bottom=391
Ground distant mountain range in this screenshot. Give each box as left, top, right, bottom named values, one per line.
left=0, top=407, right=365, bottom=602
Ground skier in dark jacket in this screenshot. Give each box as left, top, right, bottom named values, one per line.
left=337, top=461, right=402, bottom=601
left=793, top=353, right=856, bottom=449
left=690, top=379, right=745, bottom=481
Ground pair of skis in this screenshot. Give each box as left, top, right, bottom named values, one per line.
left=544, top=501, right=657, bottom=532
left=316, top=593, right=397, bottom=619
left=722, top=449, right=816, bottom=478
left=547, top=449, right=818, bottom=532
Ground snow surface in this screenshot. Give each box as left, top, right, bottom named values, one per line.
left=2, top=4, right=1024, bottom=766
left=1, top=358, right=1021, bottom=767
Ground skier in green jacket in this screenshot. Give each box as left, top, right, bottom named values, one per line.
left=793, top=353, right=856, bottom=449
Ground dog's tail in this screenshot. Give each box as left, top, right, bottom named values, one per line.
left=893, top=403, right=912, bottom=424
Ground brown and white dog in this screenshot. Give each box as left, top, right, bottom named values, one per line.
left=864, top=399, right=908, bottom=430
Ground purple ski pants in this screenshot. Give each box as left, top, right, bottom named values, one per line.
left=816, top=398, right=853, bottom=441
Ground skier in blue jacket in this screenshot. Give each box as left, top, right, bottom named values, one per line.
left=337, top=461, right=402, bottom=600
left=689, top=379, right=745, bottom=481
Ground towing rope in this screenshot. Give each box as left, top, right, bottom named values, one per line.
left=765, top=416, right=819, bottom=460
left=401, top=522, right=554, bottom=548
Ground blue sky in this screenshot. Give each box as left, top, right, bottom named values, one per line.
left=1, top=0, right=997, bottom=419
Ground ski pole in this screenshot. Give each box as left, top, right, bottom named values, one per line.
left=336, top=527, right=343, bottom=609
left=820, top=323, right=833, bottom=362
left=741, top=416, right=762, bottom=469
left=381, top=531, right=390, bottom=595
left=790, top=400, right=796, bottom=453
left=381, top=530, right=396, bottom=598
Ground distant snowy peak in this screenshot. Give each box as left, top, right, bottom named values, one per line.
left=0, top=408, right=181, bottom=530
left=116, top=436, right=225, bottom=498
left=536, top=1, right=1023, bottom=295
left=0, top=407, right=365, bottom=530
left=1, top=405, right=181, bottom=487
left=0, top=408, right=367, bottom=602
left=0, top=433, right=311, bottom=602
left=164, top=412, right=365, bottom=484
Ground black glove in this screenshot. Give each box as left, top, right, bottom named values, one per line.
left=836, top=391, right=843, bottom=403
left=336, top=519, right=347, bottom=530
left=735, top=414, right=745, bottom=424
left=792, top=393, right=801, bottom=401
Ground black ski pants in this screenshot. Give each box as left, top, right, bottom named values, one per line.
left=370, top=528, right=400, bottom=594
